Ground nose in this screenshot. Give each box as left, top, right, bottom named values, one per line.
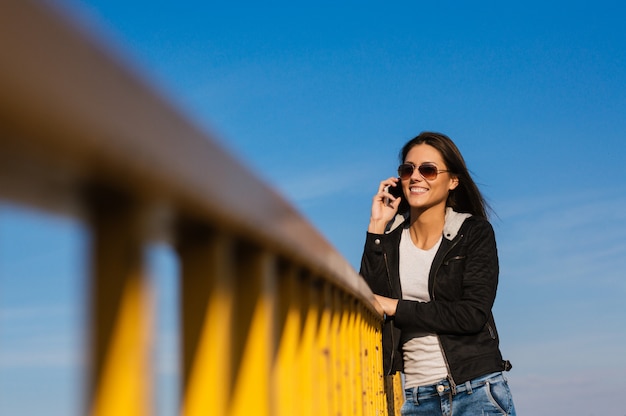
left=410, top=167, right=423, bottom=181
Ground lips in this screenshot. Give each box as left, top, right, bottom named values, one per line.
left=409, top=186, right=428, bottom=194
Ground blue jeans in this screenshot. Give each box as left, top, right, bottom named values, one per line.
left=401, top=372, right=516, bottom=416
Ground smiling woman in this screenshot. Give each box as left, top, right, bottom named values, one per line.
left=361, top=131, right=516, bottom=416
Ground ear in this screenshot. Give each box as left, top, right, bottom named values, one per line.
left=448, top=176, right=459, bottom=191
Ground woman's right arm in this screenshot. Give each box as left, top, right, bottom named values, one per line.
left=368, top=177, right=402, bottom=234
left=360, top=177, right=402, bottom=296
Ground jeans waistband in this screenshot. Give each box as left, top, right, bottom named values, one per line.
left=404, top=372, right=504, bottom=400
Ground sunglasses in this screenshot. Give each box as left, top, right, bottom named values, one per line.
left=397, top=163, right=450, bottom=180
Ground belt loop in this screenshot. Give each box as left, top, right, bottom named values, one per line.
left=412, top=387, right=419, bottom=405
left=464, top=380, right=473, bottom=395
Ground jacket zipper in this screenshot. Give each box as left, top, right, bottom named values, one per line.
left=382, top=251, right=396, bottom=375
left=432, top=234, right=464, bottom=394
left=383, top=251, right=395, bottom=296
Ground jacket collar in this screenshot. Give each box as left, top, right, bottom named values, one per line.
left=443, top=207, right=472, bottom=241
left=386, top=207, right=471, bottom=241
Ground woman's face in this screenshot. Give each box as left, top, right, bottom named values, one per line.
left=401, top=144, right=458, bottom=213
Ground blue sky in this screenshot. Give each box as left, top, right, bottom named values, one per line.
left=1, top=1, right=626, bottom=415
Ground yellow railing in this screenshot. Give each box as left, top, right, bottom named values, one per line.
left=0, top=1, right=402, bottom=415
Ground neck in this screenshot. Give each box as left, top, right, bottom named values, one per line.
left=408, top=206, right=446, bottom=250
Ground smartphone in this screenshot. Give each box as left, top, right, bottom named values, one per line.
left=388, top=181, right=403, bottom=198
left=384, top=180, right=402, bottom=206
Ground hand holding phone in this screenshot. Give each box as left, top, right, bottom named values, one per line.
left=384, top=180, right=402, bottom=206
left=370, top=178, right=402, bottom=233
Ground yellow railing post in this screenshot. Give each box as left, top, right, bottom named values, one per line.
left=316, top=283, right=333, bottom=415
left=228, top=243, right=275, bottom=416
left=177, top=225, right=234, bottom=416
left=353, top=301, right=364, bottom=415
left=327, top=289, right=340, bottom=415
left=85, top=189, right=151, bottom=416
left=297, top=273, right=319, bottom=416
left=271, top=263, right=302, bottom=416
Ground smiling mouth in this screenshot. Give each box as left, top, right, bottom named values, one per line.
left=409, top=186, right=428, bottom=194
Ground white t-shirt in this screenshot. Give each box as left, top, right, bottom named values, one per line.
left=399, top=226, right=448, bottom=388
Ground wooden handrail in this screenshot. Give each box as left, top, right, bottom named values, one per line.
left=0, top=0, right=375, bottom=305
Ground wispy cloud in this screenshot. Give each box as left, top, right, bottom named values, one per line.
left=273, top=160, right=378, bottom=204
left=510, top=366, right=624, bottom=415
left=0, top=305, right=85, bottom=369
left=0, top=344, right=84, bottom=368
left=492, top=187, right=626, bottom=415
left=495, top=188, right=626, bottom=286
left=504, top=325, right=626, bottom=414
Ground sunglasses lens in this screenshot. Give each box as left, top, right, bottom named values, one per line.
left=398, top=163, right=443, bottom=180
left=398, top=164, right=414, bottom=179
left=418, top=165, right=438, bottom=180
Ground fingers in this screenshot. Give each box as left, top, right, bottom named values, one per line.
left=378, top=177, right=399, bottom=193
left=369, top=178, right=401, bottom=233
left=377, top=177, right=400, bottom=206
left=374, top=294, right=398, bottom=317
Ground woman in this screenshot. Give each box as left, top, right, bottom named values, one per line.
left=360, top=132, right=516, bottom=415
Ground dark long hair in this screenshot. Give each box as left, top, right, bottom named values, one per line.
left=398, top=131, right=490, bottom=219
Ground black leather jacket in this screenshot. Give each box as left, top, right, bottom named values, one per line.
left=360, top=209, right=512, bottom=388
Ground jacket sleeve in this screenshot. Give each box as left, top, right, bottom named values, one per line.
left=359, top=232, right=393, bottom=297
left=394, top=219, right=499, bottom=335
left=360, top=231, right=404, bottom=375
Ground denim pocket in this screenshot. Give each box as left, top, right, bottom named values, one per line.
left=484, top=378, right=514, bottom=415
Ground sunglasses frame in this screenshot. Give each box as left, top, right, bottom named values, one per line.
left=397, top=163, right=450, bottom=181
